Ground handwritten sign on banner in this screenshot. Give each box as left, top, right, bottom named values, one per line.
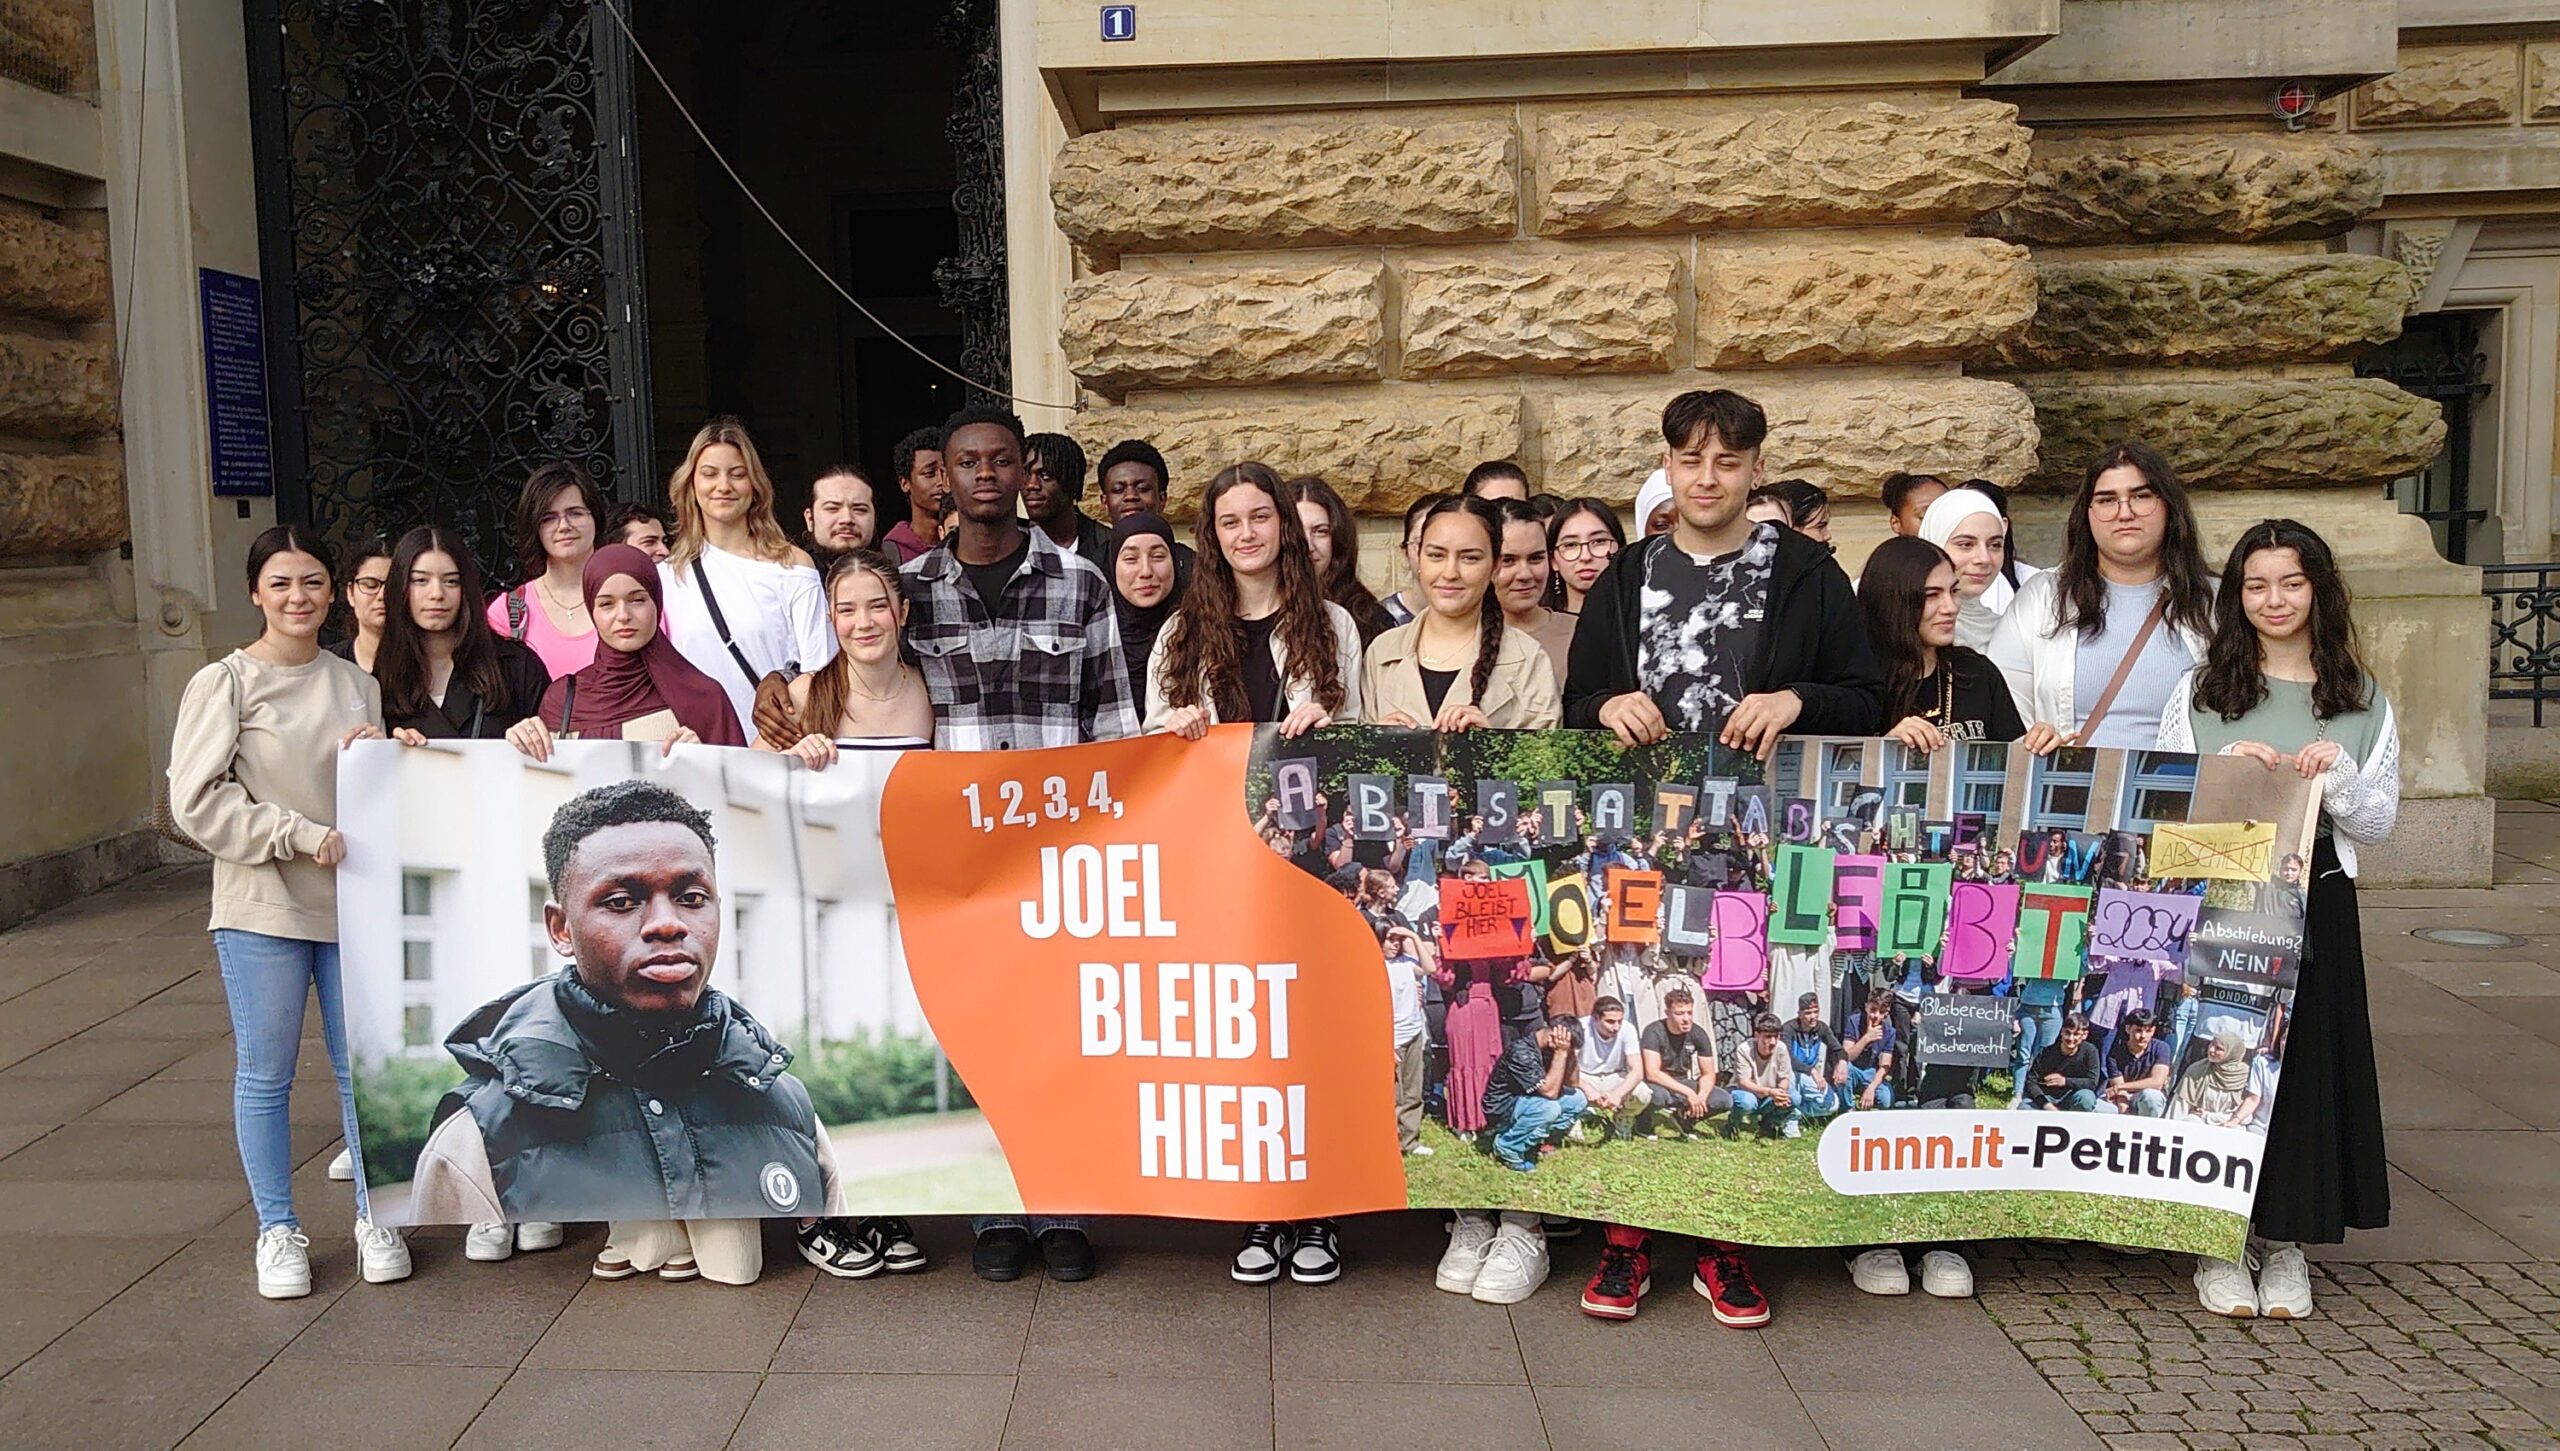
left=1440, top=876, right=1535, bottom=960
left=1486, top=859, right=1550, bottom=936
left=2091, top=888, right=2202, bottom=965
left=2150, top=821, right=2278, bottom=882
left=1703, top=891, right=1769, bottom=991
left=1941, top=881, right=2022, bottom=982
left=2014, top=884, right=2095, bottom=981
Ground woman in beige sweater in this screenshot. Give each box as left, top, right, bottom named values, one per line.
left=1362, top=497, right=1562, bottom=733
left=168, top=526, right=412, bottom=1301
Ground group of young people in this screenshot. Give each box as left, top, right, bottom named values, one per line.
left=166, top=384, right=2396, bottom=1332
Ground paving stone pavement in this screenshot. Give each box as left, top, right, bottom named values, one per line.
left=0, top=800, right=2555, bottom=1448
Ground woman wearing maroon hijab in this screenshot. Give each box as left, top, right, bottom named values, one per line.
left=505, top=543, right=748, bottom=757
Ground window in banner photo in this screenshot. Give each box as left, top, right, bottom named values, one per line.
left=401, top=870, right=442, bottom=1052
left=525, top=880, right=552, bottom=982
left=1885, top=742, right=1931, bottom=813
left=1823, top=741, right=1867, bottom=817
left=2126, top=752, right=2196, bottom=831
left=2030, top=748, right=2097, bottom=828
left=1958, top=742, right=2007, bottom=823
left=729, top=893, right=762, bottom=989
left=1771, top=741, right=1805, bottom=799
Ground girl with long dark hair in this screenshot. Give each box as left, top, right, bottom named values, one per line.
left=167, top=526, right=411, bottom=1297
left=375, top=527, right=549, bottom=739
left=1145, top=461, right=1361, bottom=741
left=485, top=460, right=606, bottom=677
left=1287, top=474, right=1390, bottom=641
left=1859, top=536, right=2023, bottom=752
left=1987, top=441, right=2215, bottom=751
left=1486, top=497, right=1576, bottom=678
left=2160, top=519, right=2397, bottom=1320
left=659, top=417, right=836, bottom=739
left=1545, top=497, right=1625, bottom=615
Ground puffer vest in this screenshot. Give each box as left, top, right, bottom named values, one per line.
left=431, top=969, right=825, bottom=1222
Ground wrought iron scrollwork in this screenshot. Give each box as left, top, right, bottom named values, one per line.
left=935, top=0, right=1010, bottom=407
left=256, top=0, right=643, bottom=571
left=2486, top=564, right=2560, bottom=726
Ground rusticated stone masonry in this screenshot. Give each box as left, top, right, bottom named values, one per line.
left=0, top=191, right=123, bottom=558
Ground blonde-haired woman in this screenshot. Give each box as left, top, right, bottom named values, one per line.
left=659, top=416, right=837, bottom=739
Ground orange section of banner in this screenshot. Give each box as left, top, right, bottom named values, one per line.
left=879, top=726, right=1408, bottom=1219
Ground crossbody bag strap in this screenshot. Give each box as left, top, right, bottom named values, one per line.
left=506, top=586, right=530, bottom=641
left=691, top=559, right=765, bottom=688
left=2075, top=597, right=2168, bottom=742
left=556, top=675, right=576, bottom=733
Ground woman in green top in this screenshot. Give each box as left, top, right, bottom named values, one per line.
left=2159, top=519, right=2397, bottom=1322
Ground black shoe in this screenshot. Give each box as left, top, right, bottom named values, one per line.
left=1232, top=1221, right=1291, bottom=1284
left=972, top=1226, right=1032, bottom=1282
left=798, top=1217, right=885, bottom=1279
left=1541, top=1216, right=1583, bottom=1241
left=868, top=1216, right=927, bottom=1274
left=1286, top=1219, right=1342, bottom=1285
left=1038, top=1226, right=1095, bottom=1282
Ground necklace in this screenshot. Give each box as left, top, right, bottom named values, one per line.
left=845, top=662, right=907, bottom=703
left=537, top=576, right=586, bottom=617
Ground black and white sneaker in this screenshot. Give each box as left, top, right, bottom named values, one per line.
left=1231, top=1222, right=1292, bottom=1283
left=797, top=1217, right=885, bottom=1279
left=866, top=1217, right=927, bottom=1274
left=1287, top=1219, right=1343, bottom=1285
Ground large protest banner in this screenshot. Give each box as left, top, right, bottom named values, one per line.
left=337, top=726, right=2314, bottom=1258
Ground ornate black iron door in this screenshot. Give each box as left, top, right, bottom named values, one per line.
left=245, top=0, right=653, bottom=570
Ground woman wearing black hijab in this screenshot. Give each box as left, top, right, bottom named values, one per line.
left=1108, top=512, right=1180, bottom=704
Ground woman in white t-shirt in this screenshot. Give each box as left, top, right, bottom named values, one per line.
left=658, top=417, right=838, bottom=739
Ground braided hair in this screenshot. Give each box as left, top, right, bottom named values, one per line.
left=1414, top=495, right=1508, bottom=707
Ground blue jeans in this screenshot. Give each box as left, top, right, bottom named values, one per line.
left=1726, top=1088, right=1796, bottom=1135
left=1792, top=1071, right=1847, bottom=1118
left=973, top=1216, right=1085, bottom=1235
left=1844, top=1063, right=1894, bottom=1110
left=2100, top=1088, right=2166, bottom=1117
left=2030, top=1088, right=2101, bottom=1112
left=213, top=929, right=365, bottom=1230
left=2010, top=1001, right=2062, bottom=1093
left=1492, top=1089, right=1588, bottom=1165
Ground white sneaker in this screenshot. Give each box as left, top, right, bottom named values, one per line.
left=1849, top=1247, right=1910, bottom=1295
left=355, top=1217, right=412, bottom=1284
left=515, top=1221, right=565, bottom=1253
left=255, top=1225, right=312, bottom=1300
left=2255, top=1244, right=2313, bottom=1319
left=326, top=1148, right=354, bottom=1182
left=1469, top=1215, right=1549, bottom=1305
left=1918, top=1248, right=1975, bottom=1298
left=464, top=1222, right=515, bottom=1262
left=2194, top=1254, right=2257, bottom=1318
left=1404, top=1144, right=1435, bottom=1157
left=1434, top=1211, right=1497, bottom=1294
left=1780, top=1118, right=1803, bottom=1139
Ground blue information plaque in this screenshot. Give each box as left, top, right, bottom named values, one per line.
left=199, top=267, right=274, bottom=497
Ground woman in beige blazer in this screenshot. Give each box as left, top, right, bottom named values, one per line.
left=1363, top=497, right=1560, bottom=731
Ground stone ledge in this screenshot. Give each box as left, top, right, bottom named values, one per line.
left=1532, top=99, right=2030, bottom=236
left=0, top=830, right=165, bottom=935
left=1981, top=132, right=2386, bottom=245
left=0, top=197, right=108, bottom=325
left=0, top=330, right=116, bottom=439
left=1399, top=246, right=1678, bottom=379
left=2021, top=377, right=2444, bottom=491
left=1060, top=259, right=1384, bottom=393
left=1050, top=118, right=1518, bottom=253
left=2356, top=44, right=2520, bottom=129
left=0, top=447, right=125, bottom=555
left=1063, top=390, right=1523, bottom=517
left=1986, top=254, right=2416, bottom=370
left=1533, top=376, right=2041, bottom=504
left=1696, top=238, right=2035, bottom=368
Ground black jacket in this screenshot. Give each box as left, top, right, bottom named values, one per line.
left=1561, top=526, right=1883, bottom=736
left=2026, top=1040, right=2103, bottom=1101
left=387, top=637, right=551, bottom=739
left=431, top=968, right=827, bottom=1221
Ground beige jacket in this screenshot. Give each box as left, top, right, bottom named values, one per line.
left=1360, top=619, right=1561, bottom=729
left=1143, top=599, right=1365, bottom=731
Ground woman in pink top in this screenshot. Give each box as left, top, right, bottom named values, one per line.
left=484, top=461, right=604, bottom=677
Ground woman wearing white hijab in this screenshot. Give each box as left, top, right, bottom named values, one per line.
left=1918, top=487, right=2035, bottom=651
left=1633, top=470, right=1675, bottom=539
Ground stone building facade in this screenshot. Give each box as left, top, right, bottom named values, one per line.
left=0, top=0, right=2552, bottom=919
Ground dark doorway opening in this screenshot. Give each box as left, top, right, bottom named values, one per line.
left=2361, top=309, right=2493, bottom=565
left=632, top=0, right=972, bottom=519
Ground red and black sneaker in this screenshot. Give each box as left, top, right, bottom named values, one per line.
left=1580, top=1234, right=1652, bottom=1320
left=1692, top=1240, right=1772, bottom=1328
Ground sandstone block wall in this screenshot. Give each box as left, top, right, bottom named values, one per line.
left=0, top=194, right=123, bottom=555
left=1054, top=95, right=2044, bottom=519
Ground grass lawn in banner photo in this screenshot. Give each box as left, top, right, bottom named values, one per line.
left=1399, top=1118, right=2249, bottom=1258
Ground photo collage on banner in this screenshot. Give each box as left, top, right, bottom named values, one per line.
left=1247, top=727, right=2319, bottom=1259
left=334, top=727, right=2314, bottom=1260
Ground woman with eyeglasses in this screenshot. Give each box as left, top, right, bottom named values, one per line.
left=1985, top=441, right=2215, bottom=753
left=1544, top=497, right=1626, bottom=618
left=327, top=537, right=393, bottom=673
left=485, top=461, right=607, bottom=678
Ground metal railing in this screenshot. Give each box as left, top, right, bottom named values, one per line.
left=2485, top=563, right=2560, bottom=725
